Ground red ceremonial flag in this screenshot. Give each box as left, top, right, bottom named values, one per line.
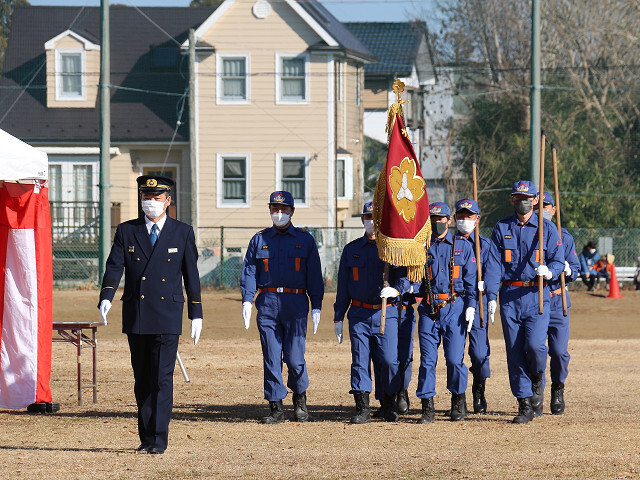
left=0, top=182, right=53, bottom=408
left=373, top=112, right=430, bottom=282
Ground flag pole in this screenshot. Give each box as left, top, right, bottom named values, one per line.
left=472, top=160, right=484, bottom=327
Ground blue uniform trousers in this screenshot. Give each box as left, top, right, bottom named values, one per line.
left=468, top=295, right=491, bottom=380
left=546, top=296, right=570, bottom=386
left=127, top=333, right=179, bottom=451
left=416, top=300, right=468, bottom=399
left=255, top=292, right=309, bottom=401
left=348, top=305, right=400, bottom=395
left=499, top=285, right=550, bottom=398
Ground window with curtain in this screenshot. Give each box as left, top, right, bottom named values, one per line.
left=60, top=52, right=82, bottom=97
left=281, top=57, right=305, bottom=100
left=48, top=164, right=62, bottom=222
left=336, top=158, right=345, bottom=198
left=222, top=157, right=247, bottom=203
left=221, top=57, right=247, bottom=100
left=73, top=164, right=93, bottom=222
left=281, top=157, right=306, bottom=203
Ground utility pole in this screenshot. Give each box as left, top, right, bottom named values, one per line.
left=98, top=0, right=110, bottom=283
left=530, top=0, right=541, bottom=184
left=188, top=28, right=198, bottom=243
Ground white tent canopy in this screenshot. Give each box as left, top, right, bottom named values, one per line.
left=0, top=129, right=48, bottom=181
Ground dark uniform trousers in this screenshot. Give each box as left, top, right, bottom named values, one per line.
left=100, top=216, right=201, bottom=451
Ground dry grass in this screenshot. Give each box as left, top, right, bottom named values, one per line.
left=0, top=289, right=639, bottom=479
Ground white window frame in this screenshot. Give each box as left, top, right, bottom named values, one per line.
left=55, top=49, right=86, bottom=101
left=356, top=66, right=361, bottom=106
left=336, top=155, right=353, bottom=200
left=216, top=153, right=250, bottom=208
left=275, top=52, right=310, bottom=105
left=216, top=53, right=250, bottom=105
left=276, top=153, right=309, bottom=207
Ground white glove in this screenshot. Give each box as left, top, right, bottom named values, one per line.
left=465, top=307, right=475, bottom=333
left=99, top=299, right=111, bottom=325
left=536, top=264, right=553, bottom=280
left=477, top=280, right=485, bottom=292
left=334, top=321, right=343, bottom=344
left=488, top=300, right=497, bottom=325
left=242, top=301, right=252, bottom=329
left=380, top=286, right=400, bottom=299
left=312, top=309, right=321, bottom=334
left=190, top=318, right=202, bottom=345
left=564, top=261, right=572, bottom=277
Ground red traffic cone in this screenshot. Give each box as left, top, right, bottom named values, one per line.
left=607, top=265, right=623, bottom=299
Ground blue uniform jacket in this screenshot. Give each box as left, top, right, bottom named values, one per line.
left=333, top=235, right=410, bottom=323
left=485, top=213, right=565, bottom=301
left=99, top=216, right=202, bottom=335
left=421, top=231, right=477, bottom=310
left=241, top=224, right=324, bottom=310
left=549, top=227, right=580, bottom=308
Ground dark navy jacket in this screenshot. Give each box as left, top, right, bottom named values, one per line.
left=99, top=216, right=202, bottom=335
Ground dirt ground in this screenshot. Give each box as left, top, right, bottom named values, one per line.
left=1, top=287, right=639, bottom=479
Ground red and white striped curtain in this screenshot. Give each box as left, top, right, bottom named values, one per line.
left=0, top=182, right=53, bottom=408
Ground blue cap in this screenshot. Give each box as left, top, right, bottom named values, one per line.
left=429, top=202, right=451, bottom=218
left=362, top=201, right=374, bottom=215
left=511, top=180, right=538, bottom=196
left=543, top=191, right=555, bottom=206
left=269, top=191, right=294, bottom=207
left=455, top=198, right=479, bottom=214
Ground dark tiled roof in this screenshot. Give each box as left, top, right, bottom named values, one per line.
left=296, top=0, right=374, bottom=61
left=0, top=6, right=215, bottom=143
left=343, top=22, right=427, bottom=76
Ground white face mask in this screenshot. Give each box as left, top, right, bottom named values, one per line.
left=363, top=219, right=375, bottom=236
left=542, top=211, right=553, bottom=221
left=271, top=212, right=291, bottom=228
left=141, top=199, right=167, bottom=219
left=589, top=248, right=596, bottom=255
left=456, top=219, right=475, bottom=235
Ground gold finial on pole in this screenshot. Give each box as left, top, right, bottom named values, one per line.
left=386, top=79, right=407, bottom=143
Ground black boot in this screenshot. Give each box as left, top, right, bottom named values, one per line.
left=350, top=392, right=372, bottom=424
left=450, top=392, right=468, bottom=421
left=261, top=400, right=284, bottom=424
left=417, top=397, right=435, bottom=424
left=550, top=382, right=565, bottom=415
left=293, top=392, right=309, bottom=422
left=530, top=374, right=543, bottom=417
left=512, top=397, right=534, bottom=424
left=371, top=401, right=384, bottom=419
left=396, top=389, right=410, bottom=415
left=472, top=378, right=487, bottom=413
left=381, top=393, right=399, bottom=422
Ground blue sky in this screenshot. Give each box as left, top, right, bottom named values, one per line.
left=27, top=0, right=429, bottom=22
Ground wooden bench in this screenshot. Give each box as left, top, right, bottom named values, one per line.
left=52, top=322, right=102, bottom=406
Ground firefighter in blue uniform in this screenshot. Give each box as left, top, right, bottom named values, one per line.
left=98, top=175, right=202, bottom=455
left=415, top=202, right=477, bottom=423
left=453, top=198, right=491, bottom=414
left=240, top=191, right=324, bottom=424
left=484, top=181, right=565, bottom=423
left=542, top=192, right=580, bottom=414
left=333, top=202, right=410, bottom=424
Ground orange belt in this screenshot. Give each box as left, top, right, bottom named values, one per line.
left=550, top=288, right=562, bottom=297
left=351, top=299, right=404, bottom=310
left=259, top=287, right=306, bottom=294
left=434, top=292, right=459, bottom=300
left=503, top=280, right=545, bottom=287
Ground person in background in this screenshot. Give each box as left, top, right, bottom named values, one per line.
left=240, top=191, right=324, bottom=424
left=579, top=241, right=603, bottom=291
left=634, top=255, right=640, bottom=291
left=542, top=192, right=580, bottom=414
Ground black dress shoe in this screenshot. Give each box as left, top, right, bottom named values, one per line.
left=136, top=443, right=150, bottom=452
left=147, top=447, right=165, bottom=455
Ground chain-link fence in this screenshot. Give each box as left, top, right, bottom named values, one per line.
left=51, top=219, right=640, bottom=288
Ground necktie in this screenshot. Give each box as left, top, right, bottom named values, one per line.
left=150, top=224, right=159, bottom=247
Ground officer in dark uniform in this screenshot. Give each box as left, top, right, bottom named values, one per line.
left=333, top=202, right=410, bottom=424
left=98, top=175, right=202, bottom=454
left=240, top=191, right=324, bottom=424
left=542, top=192, right=580, bottom=414
left=484, top=180, right=564, bottom=423
left=453, top=198, right=492, bottom=414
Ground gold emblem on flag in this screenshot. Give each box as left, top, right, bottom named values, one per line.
left=389, top=156, right=426, bottom=223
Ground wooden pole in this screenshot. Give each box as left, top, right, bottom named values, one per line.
left=380, top=263, right=390, bottom=335
left=472, top=160, right=484, bottom=327
left=552, top=145, right=568, bottom=316
left=538, top=131, right=546, bottom=315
